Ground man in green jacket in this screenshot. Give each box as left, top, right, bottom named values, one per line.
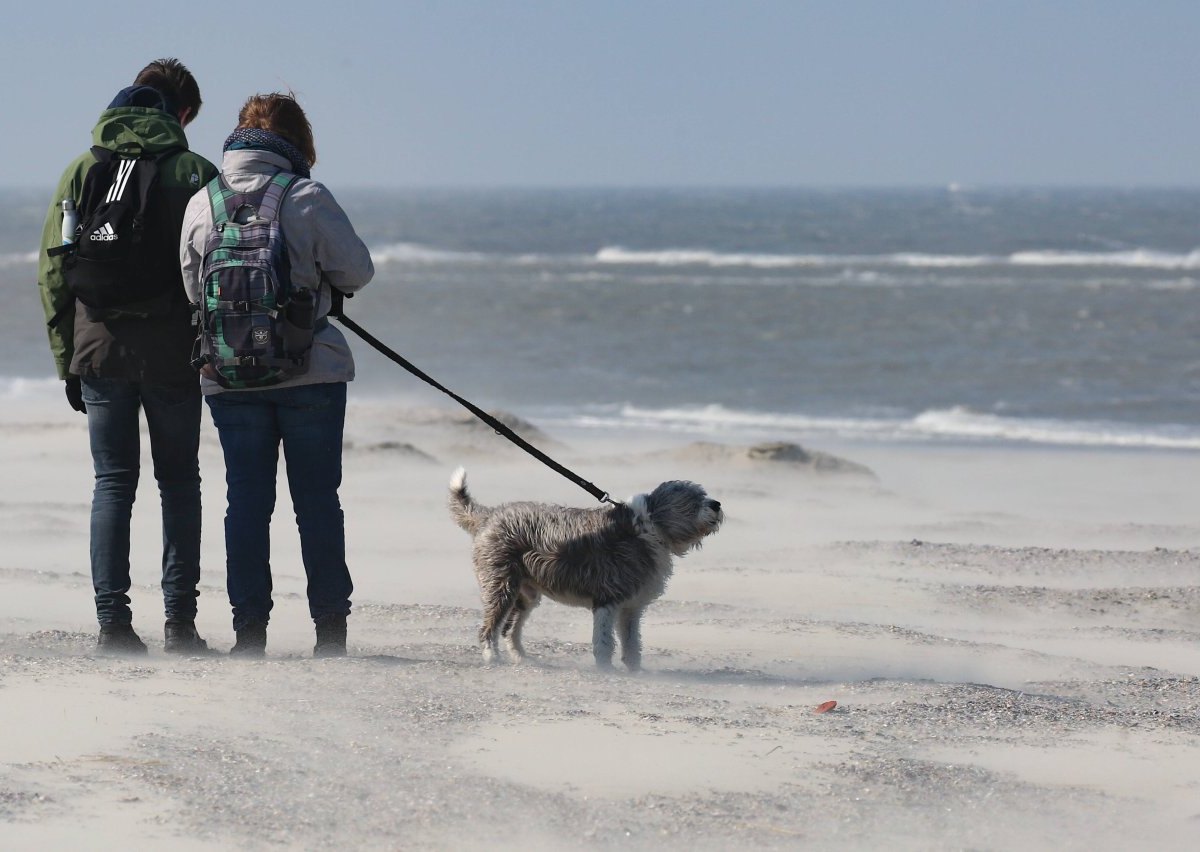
left=37, top=59, right=218, bottom=654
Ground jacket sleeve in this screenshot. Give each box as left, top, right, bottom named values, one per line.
left=37, top=158, right=89, bottom=380
left=305, top=184, right=374, bottom=294
left=175, top=153, right=218, bottom=305
left=179, top=189, right=210, bottom=305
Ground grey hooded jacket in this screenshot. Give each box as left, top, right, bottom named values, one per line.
left=179, top=149, right=374, bottom=394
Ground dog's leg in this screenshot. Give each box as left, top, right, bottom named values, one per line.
left=504, top=589, right=540, bottom=661
left=500, top=605, right=520, bottom=638
left=591, top=604, right=617, bottom=670
left=478, top=569, right=521, bottom=665
left=502, top=605, right=525, bottom=660
left=617, top=606, right=644, bottom=672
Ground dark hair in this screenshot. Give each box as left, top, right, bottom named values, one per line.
left=237, top=93, right=317, bottom=168
left=133, top=58, right=202, bottom=119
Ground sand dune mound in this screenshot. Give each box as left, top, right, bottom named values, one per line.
left=665, top=440, right=875, bottom=477
left=346, top=404, right=564, bottom=461
left=355, top=441, right=438, bottom=462
left=388, top=406, right=557, bottom=444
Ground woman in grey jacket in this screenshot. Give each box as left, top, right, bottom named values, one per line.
left=180, top=93, right=374, bottom=657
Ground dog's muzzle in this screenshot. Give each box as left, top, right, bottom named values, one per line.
left=703, top=499, right=724, bottom=530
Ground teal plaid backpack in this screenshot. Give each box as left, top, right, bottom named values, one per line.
left=191, top=172, right=318, bottom=388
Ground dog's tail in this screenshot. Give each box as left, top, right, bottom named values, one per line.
left=448, top=467, right=487, bottom=535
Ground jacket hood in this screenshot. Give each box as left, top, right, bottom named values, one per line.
left=218, top=149, right=299, bottom=193
left=220, top=148, right=293, bottom=174
left=107, top=85, right=177, bottom=116
left=91, top=106, right=189, bottom=155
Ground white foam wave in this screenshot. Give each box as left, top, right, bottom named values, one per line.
left=556, top=403, right=1200, bottom=450
left=0, top=251, right=38, bottom=267
left=593, top=246, right=1200, bottom=271
left=886, top=253, right=993, bottom=268
left=370, top=242, right=491, bottom=265
left=1008, top=249, right=1200, bottom=270
left=907, top=407, right=1200, bottom=449
left=0, top=376, right=62, bottom=399
left=363, top=241, right=1200, bottom=273
left=594, top=247, right=829, bottom=269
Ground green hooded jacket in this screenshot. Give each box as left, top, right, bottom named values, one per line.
left=37, top=106, right=217, bottom=383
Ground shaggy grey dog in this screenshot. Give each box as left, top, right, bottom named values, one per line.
left=448, top=468, right=723, bottom=670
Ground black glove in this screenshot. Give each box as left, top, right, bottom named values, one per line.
left=64, top=376, right=86, bottom=414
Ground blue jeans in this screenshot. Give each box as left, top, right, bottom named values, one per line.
left=204, top=382, right=351, bottom=631
left=81, top=377, right=202, bottom=625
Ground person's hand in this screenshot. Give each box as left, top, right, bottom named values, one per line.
left=64, top=376, right=86, bottom=414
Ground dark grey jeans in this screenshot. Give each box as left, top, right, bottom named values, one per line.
left=81, top=377, right=202, bottom=625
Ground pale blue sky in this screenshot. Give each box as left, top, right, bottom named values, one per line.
left=5, top=1, right=1199, bottom=188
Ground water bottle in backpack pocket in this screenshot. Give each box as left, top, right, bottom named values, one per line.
left=60, top=198, right=79, bottom=244
left=192, top=172, right=318, bottom=388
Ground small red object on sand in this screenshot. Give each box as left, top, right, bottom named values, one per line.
left=815, top=700, right=837, bottom=714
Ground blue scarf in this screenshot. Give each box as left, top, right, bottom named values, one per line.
left=223, top=128, right=311, bottom=178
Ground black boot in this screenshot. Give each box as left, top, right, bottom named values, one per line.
left=313, top=614, right=347, bottom=658
left=230, top=622, right=267, bottom=658
left=97, top=623, right=148, bottom=655
left=163, top=619, right=212, bottom=655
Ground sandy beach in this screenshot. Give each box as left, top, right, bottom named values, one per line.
left=1, top=392, right=1198, bottom=850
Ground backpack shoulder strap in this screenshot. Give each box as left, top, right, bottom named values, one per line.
left=206, top=175, right=239, bottom=226
left=126, top=149, right=178, bottom=236
left=205, top=171, right=298, bottom=226
left=255, top=172, right=299, bottom=223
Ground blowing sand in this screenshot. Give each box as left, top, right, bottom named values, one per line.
left=1, top=395, right=1198, bottom=850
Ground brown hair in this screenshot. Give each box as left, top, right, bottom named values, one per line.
left=134, top=58, right=202, bottom=120
left=237, top=93, right=317, bottom=168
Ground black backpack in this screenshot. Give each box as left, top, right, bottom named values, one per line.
left=48, top=144, right=184, bottom=319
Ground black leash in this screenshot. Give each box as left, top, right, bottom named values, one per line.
left=328, top=288, right=619, bottom=506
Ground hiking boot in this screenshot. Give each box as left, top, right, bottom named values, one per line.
left=97, top=623, right=148, bottom=656
left=229, top=622, right=267, bottom=658
left=313, top=614, right=347, bottom=658
left=163, top=619, right=212, bottom=655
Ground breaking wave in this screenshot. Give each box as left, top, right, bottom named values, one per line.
left=594, top=246, right=1200, bottom=271
left=0, top=251, right=38, bottom=267
left=369, top=242, right=491, bottom=265
left=547, top=403, right=1200, bottom=450
left=364, top=242, right=1200, bottom=272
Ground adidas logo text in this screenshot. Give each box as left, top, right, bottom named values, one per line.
left=89, top=223, right=118, bottom=242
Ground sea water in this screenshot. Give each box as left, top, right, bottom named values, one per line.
left=3, top=186, right=1198, bottom=449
